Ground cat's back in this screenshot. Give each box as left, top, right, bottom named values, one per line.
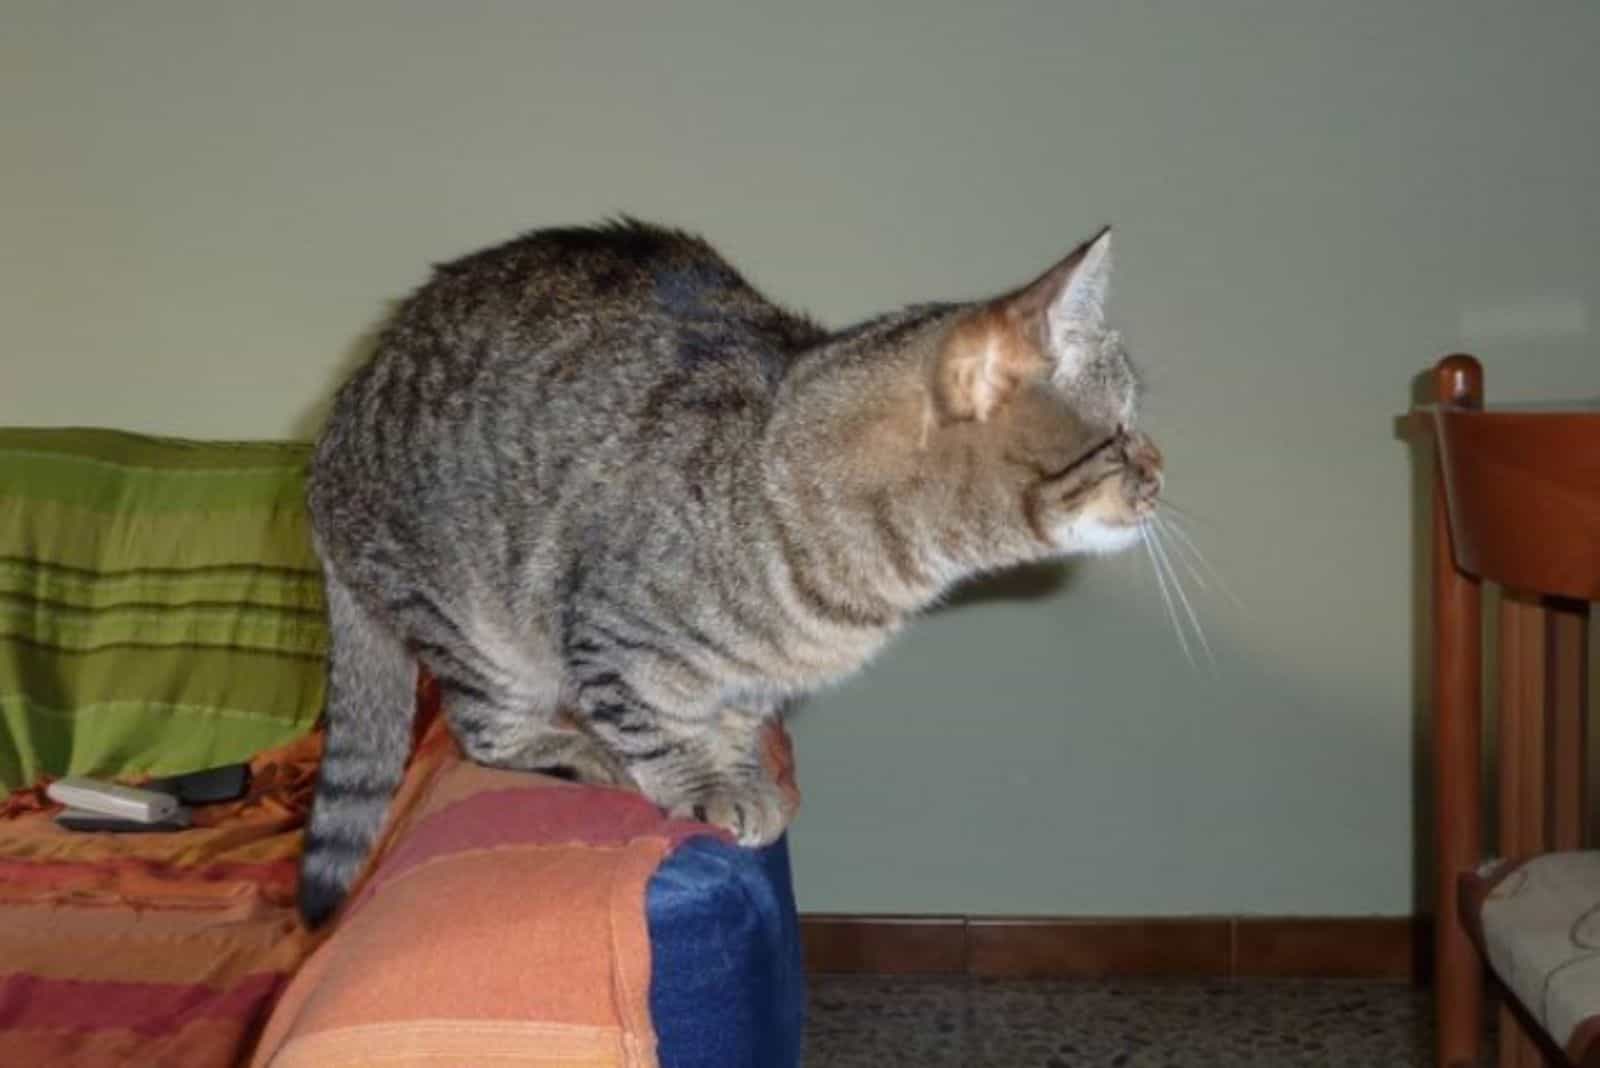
left=322, top=218, right=818, bottom=446
left=310, top=220, right=822, bottom=572
left=395, top=219, right=820, bottom=372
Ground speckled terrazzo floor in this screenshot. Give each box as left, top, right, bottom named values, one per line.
left=804, top=976, right=1437, bottom=1067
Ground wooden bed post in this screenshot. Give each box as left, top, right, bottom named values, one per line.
left=1433, top=353, right=1484, bottom=1068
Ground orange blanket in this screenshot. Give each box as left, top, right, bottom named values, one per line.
left=0, top=682, right=797, bottom=1068
left=254, top=710, right=795, bottom=1067
left=0, top=731, right=324, bottom=1065
left=252, top=739, right=712, bottom=1066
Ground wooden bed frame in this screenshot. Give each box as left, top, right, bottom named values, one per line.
left=1426, top=353, right=1600, bottom=1067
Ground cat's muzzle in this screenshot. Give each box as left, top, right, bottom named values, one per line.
left=1120, top=431, right=1164, bottom=517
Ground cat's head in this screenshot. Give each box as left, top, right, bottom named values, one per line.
left=922, top=227, right=1160, bottom=562
left=771, top=226, right=1158, bottom=601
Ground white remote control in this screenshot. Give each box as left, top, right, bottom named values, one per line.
left=47, top=776, right=182, bottom=823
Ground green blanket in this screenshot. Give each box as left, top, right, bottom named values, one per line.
left=0, top=429, right=326, bottom=792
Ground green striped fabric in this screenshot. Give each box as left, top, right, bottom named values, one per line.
left=0, top=428, right=327, bottom=793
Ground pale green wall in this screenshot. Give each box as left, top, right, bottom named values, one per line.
left=4, top=2, right=1597, bottom=915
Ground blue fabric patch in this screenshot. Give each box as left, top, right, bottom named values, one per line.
left=646, top=835, right=805, bottom=1067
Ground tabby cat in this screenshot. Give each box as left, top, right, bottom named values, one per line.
left=298, top=219, right=1160, bottom=927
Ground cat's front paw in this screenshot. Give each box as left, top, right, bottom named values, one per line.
left=672, top=776, right=796, bottom=847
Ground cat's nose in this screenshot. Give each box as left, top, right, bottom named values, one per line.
left=1124, top=431, right=1163, bottom=508
left=1128, top=432, right=1162, bottom=477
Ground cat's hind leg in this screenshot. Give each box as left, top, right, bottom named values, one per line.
left=567, top=653, right=795, bottom=844
left=455, top=700, right=633, bottom=788
left=427, top=663, right=634, bottom=786
left=387, top=601, right=630, bottom=783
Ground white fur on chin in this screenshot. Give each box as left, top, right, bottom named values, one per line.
left=1053, top=516, right=1143, bottom=556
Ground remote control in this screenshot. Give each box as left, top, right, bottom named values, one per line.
left=145, top=762, right=251, bottom=805
left=46, top=776, right=183, bottom=823
left=55, top=807, right=192, bottom=833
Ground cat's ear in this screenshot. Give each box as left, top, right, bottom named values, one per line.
left=931, top=308, right=1049, bottom=422
left=930, top=227, right=1114, bottom=423
left=1004, top=226, right=1113, bottom=379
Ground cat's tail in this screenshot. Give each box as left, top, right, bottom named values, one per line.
left=297, top=561, right=418, bottom=929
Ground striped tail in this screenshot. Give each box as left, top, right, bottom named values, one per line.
left=297, top=563, right=418, bottom=928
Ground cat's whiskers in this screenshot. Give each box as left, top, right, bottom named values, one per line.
left=1151, top=495, right=1215, bottom=527
left=1155, top=507, right=1245, bottom=611
left=1146, top=518, right=1216, bottom=671
left=1150, top=513, right=1209, bottom=593
left=1139, top=522, right=1195, bottom=667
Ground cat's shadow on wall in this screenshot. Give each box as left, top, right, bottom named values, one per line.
left=934, top=561, right=1077, bottom=611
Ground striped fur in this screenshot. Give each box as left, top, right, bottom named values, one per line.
left=298, top=219, right=1159, bottom=925
left=295, top=558, right=416, bottom=927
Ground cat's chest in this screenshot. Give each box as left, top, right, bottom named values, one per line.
left=726, top=619, right=901, bottom=701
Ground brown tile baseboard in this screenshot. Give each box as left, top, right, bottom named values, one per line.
left=801, top=914, right=1423, bottom=981
left=801, top=915, right=967, bottom=975
left=1233, top=916, right=1421, bottom=980
left=968, top=917, right=1233, bottom=979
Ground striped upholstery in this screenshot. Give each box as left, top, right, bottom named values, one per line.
left=252, top=718, right=712, bottom=1068
left=1, top=679, right=802, bottom=1068
left=0, top=428, right=325, bottom=792
left=0, top=727, right=323, bottom=1066
left=254, top=704, right=805, bottom=1068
